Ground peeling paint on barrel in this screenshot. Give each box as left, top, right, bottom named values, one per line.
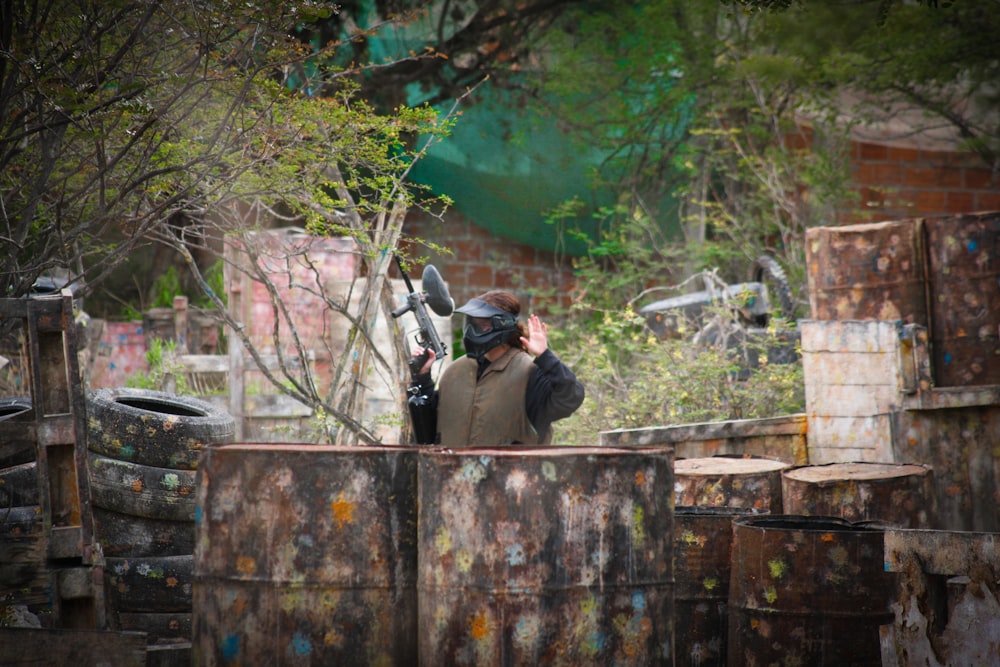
left=192, top=444, right=418, bottom=666
left=727, top=515, right=896, bottom=666
left=417, top=446, right=675, bottom=666
left=673, top=506, right=759, bottom=667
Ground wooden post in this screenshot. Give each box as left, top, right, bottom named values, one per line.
left=225, top=243, right=246, bottom=441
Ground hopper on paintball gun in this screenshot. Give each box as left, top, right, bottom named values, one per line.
left=391, top=257, right=454, bottom=376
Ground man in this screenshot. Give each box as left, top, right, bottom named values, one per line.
left=408, top=290, right=584, bottom=446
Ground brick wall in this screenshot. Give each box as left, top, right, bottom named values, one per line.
left=401, top=210, right=579, bottom=316
left=846, top=140, right=1000, bottom=223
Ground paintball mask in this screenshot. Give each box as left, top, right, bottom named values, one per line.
left=455, top=297, right=518, bottom=360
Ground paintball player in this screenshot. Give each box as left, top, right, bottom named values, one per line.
left=408, top=290, right=584, bottom=446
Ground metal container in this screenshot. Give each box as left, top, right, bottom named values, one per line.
left=673, top=506, right=760, bottom=667
left=418, top=445, right=675, bottom=666
left=192, top=444, right=418, bottom=666
left=727, top=515, right=895, bottom=666
left=782, top=461, right=935, bottom=528
left=806, top=219, right=927, bottom=324
left=924, top=212, right=1000, bottom=387
left=674, top=456, right=789, bottom=513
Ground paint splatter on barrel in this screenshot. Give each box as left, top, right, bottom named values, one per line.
left=924, top=212, right=1000, bottom=387
left=674, top=456, right=788, bottom=513
left=782, top=461, right=935, bottom=528
left=727, top=515, right=895, bottom=666
left=192, top=444, right=418, bottom=666
left=417, top=445, right=675, bottom=666
left=673, top=506, right=759, bottom=667
left=805, top=219, right=927, bottom=324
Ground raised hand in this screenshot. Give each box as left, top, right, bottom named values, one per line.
left=521, top=314, right=548, bottom=357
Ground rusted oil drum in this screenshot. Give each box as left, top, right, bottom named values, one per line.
left=674, top=456, right=789, bottom=513
left=727, top=515, right=895, bottom=666
left=192, top=444, right=418, bottom=666
left=418, top=445, right=675, bottom=666
left=673, top=506, right=761, bottom=667
left=782, top=461, right=935, bottom=528
left=805, top=219, right=927, bottom=324
left=924, top=212, right=1000, bottom=387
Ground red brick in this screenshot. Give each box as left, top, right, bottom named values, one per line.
left=452, top=239, right=482, bottom=262
left=858, top=142, right=889, bottom=160
left=466, top=264, right=494, bottom=287
left=945, top=191, right=976, bottom=213
left=964, top=168, right=998, bottom=190
left=851, top=163, right=876, bottom=186
left=975, top=192, right=1000, bottom=211
left=873, top=162, right=904, bottom=185
left=888, top=145, right=921, bottom=162
left=509, top=244, right=537, bottom=267
left=915, top=190, right=947, bottom=213
left=903, top=166, right=951, bottom=188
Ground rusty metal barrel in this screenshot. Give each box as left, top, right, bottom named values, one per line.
left=805, top=219, right=928, bottom=324
left=782, top=461, right=935, bottom=528
left=674, top=456, right=789, bottom=513
left=727, top=515, right=896, bottom=666
left=192, top=444, right=418, bottom=666
left=418, top=445, right=675, bottom=666
left=673, top=506, right=760, bottom=667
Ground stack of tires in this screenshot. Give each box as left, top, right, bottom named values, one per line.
left=0, top=397, right=48, bottom=626
left=87, top=388, right=235, bottom=665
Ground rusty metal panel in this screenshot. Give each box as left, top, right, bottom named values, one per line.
left=781, top=462, right=935, bottom=528
left=193, top=443, right=418, bottom=666
left=418, top=445, right=674, bottom=666
left=892, top=406, right=1000, bottom=533
left=924, top=211, right=1000, bottom=387
left=728, top=515, right=896, bottom=666
left=806, top=219, right=928, bottom=324
left=674, top=456, right=788, bottom=513
left=883, top=529, right=1000, bottom=667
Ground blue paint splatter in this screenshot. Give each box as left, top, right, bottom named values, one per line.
left=505, top=543, right=526, bottom=566
left=194, top=506, right=202, bottom=523
left=221, top=633, right=240, bottom=660
left=291, top=632, right=312, bottom=656
left=968, top=240, right=978, bottom=252
left=632, top=590, right=647, bottom=611
left=944, top=353, right=952, bottom=364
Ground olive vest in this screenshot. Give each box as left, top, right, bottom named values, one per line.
left=437, top=347, right=549, bottom=447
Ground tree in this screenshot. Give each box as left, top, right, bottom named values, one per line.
left=1, top=0, right=454, bottom=443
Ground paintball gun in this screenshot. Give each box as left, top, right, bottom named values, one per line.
left=391, top=256, right=454, bottom=376
left=392, top=257, right=453, bottom=445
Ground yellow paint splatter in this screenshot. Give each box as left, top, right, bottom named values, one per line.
left=435, top=527, right=452, bottom=555
left=702, top=577, right=718, bottom=591
left=580, top=594, right=597, bottom=615
left=456, top=550, right=473, bottom=573
left=681, top=530, right=706, bottom=547
left=764, top=586, right=778, bottom=604
left=469, top=610, right=490, bottom=640
left=236, top=555, right=256, bottom=575
left=331, top=492, right=356, bottom=529
left=767, top=558, right=787, bottom=579
left=632, top=506, right=646, bottom=546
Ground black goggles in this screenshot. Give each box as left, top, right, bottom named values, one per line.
left=464, top=313, right=516, bottom=335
